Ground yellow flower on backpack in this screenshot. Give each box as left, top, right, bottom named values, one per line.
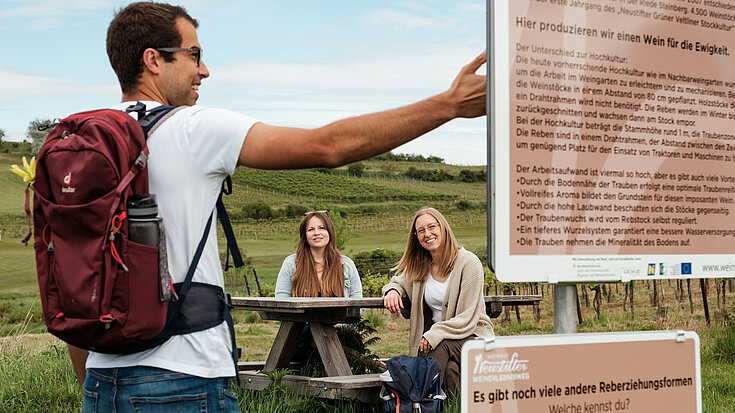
left=9, top=156, right=36, bottom=187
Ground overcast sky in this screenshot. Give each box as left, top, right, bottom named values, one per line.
left=1, top=0, right=487, bottom=165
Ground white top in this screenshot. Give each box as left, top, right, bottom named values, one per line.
left=86, top=101, right=257, bottom=378
left=424, top=273, right=450, bottom=323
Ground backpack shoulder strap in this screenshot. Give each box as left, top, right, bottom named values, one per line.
left=125, top=102, right=185, bottom=138
left=140, top=106, right=186, bottom=137
left=217, top=176, right=244, bottom=270
left=178, top=212, right=214, bottom=298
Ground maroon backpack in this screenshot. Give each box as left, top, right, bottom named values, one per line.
left=32, top=105, right=182, bottom=352
left=33, top=104, right=244, bottom=375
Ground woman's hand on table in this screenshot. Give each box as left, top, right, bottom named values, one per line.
left=383, top=289, right=403, bottom=314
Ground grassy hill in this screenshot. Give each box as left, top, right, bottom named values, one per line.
left=0, top=145, right=488, bottom=287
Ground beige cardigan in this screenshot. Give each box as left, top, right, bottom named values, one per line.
left=382, top=248, right=493, bottom=356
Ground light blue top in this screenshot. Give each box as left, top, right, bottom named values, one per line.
left=275, top=254, right=363, bottom=299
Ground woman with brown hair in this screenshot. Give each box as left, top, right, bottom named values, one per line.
left=275, top=211, right=361, bottom=299
left=275, top=211, right=361, bottom=363
left=382, top=207, right=492, bottom=395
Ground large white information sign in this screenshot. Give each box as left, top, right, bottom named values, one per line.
left=490, top=0, right=735, bottom=282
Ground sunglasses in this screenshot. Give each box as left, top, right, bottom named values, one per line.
left=305, top=210, right=327, bottom=216
left=155, top=47, right=202, bottom=66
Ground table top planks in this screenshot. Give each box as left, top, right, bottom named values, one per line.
left=230, top=295, right=542, bottom=311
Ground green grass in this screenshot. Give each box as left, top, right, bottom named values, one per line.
left=2, top=283, right=735, bottom=412
left=701, top=360, right=735, bottom=412
left=0, top=293, right=45, bottom=336
left=0, top=154, right=31, bottom=213
left=0, top=239, right=36, bottom=292
left=699, top=323, right=735, bottom=412
left=0, top=347, right=81, bottom=413
left=234, top=385, right=383, bottom=413
left=363, top=310, right=386, bottom=330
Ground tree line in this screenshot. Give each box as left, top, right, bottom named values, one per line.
left=370, top=152, right=445, bottom=163
left=404, top=166, right=486, bottom=183
left=0, top=118, right=54, bottom=154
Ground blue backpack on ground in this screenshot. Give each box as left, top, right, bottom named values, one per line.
left=379, top=355, right=447, bottom=413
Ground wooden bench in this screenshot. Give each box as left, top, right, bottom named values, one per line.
left=238, top=361, right=304, bottom=371
left=484, top=294, right=542, bottom=318
left=400, top=294, right=543, bottom=319
left=239, top=371, right=382, bottom=403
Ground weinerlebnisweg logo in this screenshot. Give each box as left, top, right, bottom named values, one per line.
left=61, top=172, right=76, bottom=193
left=471, top=351, right=530, bottom=384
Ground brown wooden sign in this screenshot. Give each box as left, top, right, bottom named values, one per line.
left=461, top=331, right=700, bottom=412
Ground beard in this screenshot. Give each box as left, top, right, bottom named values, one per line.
left=160, top=71, right=197, bottom=106
left=164, top=87, right=195, bottom=106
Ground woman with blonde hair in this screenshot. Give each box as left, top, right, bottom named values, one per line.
left=276, top=211, right=361, bottom=298
left=382, top=207, right=492, bottom=395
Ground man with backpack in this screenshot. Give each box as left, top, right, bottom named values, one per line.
left=62, top=2, right=486, bottom=411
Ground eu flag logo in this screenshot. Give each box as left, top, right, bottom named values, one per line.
left=681, top=263, right=692, bottom=275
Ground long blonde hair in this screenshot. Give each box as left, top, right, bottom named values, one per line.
left=392, top=208, right=460, bottom=282
left=291, top=212, right=344, bottom=297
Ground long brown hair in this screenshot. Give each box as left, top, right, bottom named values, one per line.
left=291, top=212, right=345, bottom=297
left=392, top=208, right=460, bottom=282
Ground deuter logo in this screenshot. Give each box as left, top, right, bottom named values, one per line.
left=61, top=172, right=76, bottom=193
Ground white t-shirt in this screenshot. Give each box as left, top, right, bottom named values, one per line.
left=424, top=273, right=450, bottom=324
left=85, top=101, right=257, bottom=378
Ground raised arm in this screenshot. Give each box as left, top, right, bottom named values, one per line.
left=238, top=52, right=486, bottom=169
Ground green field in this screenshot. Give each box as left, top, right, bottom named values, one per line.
left=2, top=149, right=735, bottom=412
left=0, top=155, right=32, bottom=220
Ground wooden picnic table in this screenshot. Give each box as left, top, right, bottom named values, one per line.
left=231, top=295, right=541, bottom=401
left=231, top=297, right=384, bottom=377
left=231, top=295, right=541, bottom=377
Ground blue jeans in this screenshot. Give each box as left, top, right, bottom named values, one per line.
left=82, top=366, right=241, bottom=413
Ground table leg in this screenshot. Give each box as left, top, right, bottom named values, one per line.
left=264, top=321, right=305, bottom=371
left=309, top=323, right=353, bottom=376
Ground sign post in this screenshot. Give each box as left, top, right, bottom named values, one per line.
left=553, top=284, right=577, bottom=334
